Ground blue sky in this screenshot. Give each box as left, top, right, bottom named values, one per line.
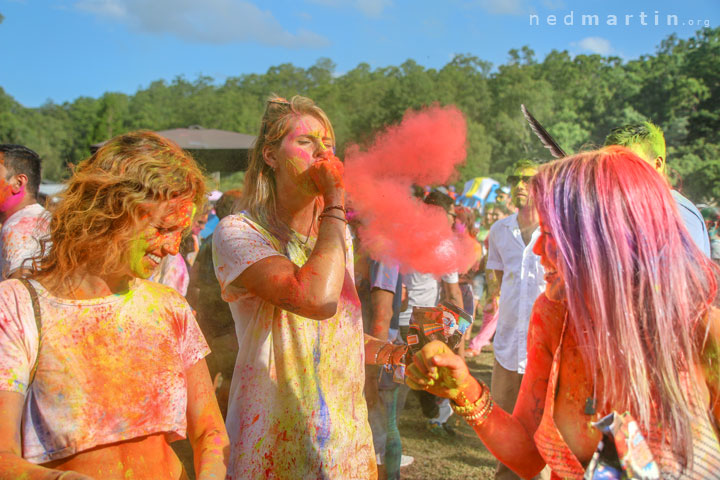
left=1, top=0, right=718, bottom=108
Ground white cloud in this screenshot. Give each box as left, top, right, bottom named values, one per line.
left=75, top=0, right=329, bottom=48
left=577, top=36, right=613, bottom=55
left=306, top=0, right=392, bottom=17
left=475, top=0, right=526, bottom=15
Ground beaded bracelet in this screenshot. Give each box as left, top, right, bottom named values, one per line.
left=322, top=205, right=346, bottom=214
left=319, top=213, right=348, bottom=224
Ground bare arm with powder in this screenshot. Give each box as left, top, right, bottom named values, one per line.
left=700, top=307, right=720, bottom=433
left=443, top=280, right=464, bottom=310
left=185, top=358, right=229, bottom=479
left=232, top=158, right=347, bottom=320
left=406, top=294, right=562, bottom=478
left=0, top=391, right=93, bottom=479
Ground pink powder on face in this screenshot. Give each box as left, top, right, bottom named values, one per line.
left=344, top=105, right=476, bottom=275
left=0, top=182, right=23, bottom=213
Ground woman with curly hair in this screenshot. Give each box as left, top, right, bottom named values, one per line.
left=0, top=131, right=228, bottom=479
left=406, top=146, right=720, bottom=478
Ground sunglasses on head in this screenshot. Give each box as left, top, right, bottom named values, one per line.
left=508, top=175, right=534, bottom=186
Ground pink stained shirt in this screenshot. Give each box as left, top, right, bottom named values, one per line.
left=0, top=278, right=210, bottom=463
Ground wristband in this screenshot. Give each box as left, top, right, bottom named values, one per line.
left=319, top=213, right=348, bottom=224
left=322, top=205, right=346, bottom=214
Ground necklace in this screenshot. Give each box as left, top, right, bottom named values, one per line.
left=296, top=200, right=318, bottom=247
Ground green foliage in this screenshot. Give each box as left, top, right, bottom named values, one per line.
left=1, top=28, right=719, bottom=203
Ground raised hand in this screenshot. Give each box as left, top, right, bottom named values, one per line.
left=308, top=152, right=345, bottom=202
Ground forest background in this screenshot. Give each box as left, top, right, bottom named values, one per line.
left=1, top=25, right=718, bottom=202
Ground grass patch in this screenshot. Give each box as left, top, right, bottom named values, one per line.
left=396, top=347, right=497, bottom=479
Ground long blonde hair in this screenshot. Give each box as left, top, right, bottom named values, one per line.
left=241, top=95, right=334, bottom=244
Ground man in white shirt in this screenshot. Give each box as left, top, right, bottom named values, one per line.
left=485, top=159, right=545, bottom=480
left=0, top=145, right=50, bottom=279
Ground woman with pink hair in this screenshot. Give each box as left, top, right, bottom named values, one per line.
left=406, top=146, right=720, bottom=478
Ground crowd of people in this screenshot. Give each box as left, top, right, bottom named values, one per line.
left=0, top=95, right=718, bottom=480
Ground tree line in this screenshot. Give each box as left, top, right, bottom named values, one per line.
left=1, top=27, right=718, bottom=201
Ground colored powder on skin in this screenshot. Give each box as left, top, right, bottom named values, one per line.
left=344, top=105, right=476, bottom=275
left=0, top=182, right=22, bottom=212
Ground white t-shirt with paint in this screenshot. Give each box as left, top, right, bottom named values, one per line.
left=0, top=203, right=50, bottom=279
left=0, top=279, right=209, bottom=463
left=213, top=213, right=375, bottom=479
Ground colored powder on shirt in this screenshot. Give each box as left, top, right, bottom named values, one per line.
left=344, top=105, right=476, bottom=276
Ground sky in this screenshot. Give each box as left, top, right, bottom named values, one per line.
left=1, top=0, right=718, bottom=108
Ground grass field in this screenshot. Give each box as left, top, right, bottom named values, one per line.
left=394, top=347, right=497, bottom=480
left=173, top=347, right=500, bottom=480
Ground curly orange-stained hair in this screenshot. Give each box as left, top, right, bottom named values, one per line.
left=34, top=131, right=206, bottom=283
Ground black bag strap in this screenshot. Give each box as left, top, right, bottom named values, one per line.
left=18, top=279, right=42, bottom=386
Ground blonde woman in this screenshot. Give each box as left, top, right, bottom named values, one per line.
left=214, top=96, right=405, bottom=479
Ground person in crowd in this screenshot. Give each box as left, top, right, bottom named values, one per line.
left=212, top=95, right=406, bottom=479
left=399, top=190, right=464, bottom=434
left=187, top=189, right=244, bottom=418
left=150, top=252, right=190, bottom=296
left=454, top=206, right=482, bottom=320
left=453, top=206, right=482, bottom=357
left=363, top=257, right=414, bottom=478
left=483, top=159, right=546, bottom=480
left=182, top=206, right=210, bottom=267
left=0, top=145, right=50, bottom=279
left=406, top=146, right=720, bottom=479
left=0, top=131, right=228, bottom=479
left=494, top=186, right=514, bottom=214
left=701, top=207, right=720, bottom=266
left=605, top=121, right=710, bottom=256
left=466, top=202, right=508, bottom=358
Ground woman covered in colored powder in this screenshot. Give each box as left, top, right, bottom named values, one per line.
left=213, top=95, right=405, bottom=479
left=406, top=147, right=720, bottom=478
left=0, top=131, right=228, bottom=479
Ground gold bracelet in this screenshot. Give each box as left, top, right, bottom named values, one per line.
left=451, top=381, right=493, bottom=425
left=465, top=396, right=494, bottom=427
left=451, top=381, right=487, bottom=415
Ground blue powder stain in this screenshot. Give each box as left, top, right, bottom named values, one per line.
left=313, top=323, right=331, bottom=451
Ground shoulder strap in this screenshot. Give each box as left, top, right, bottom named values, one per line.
left=18, top=279, right=42, bottom=387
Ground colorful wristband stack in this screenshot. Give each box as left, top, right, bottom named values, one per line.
left=451, top=381, right=494, bottom=427
left=373, top=342, right=409, bottom=366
